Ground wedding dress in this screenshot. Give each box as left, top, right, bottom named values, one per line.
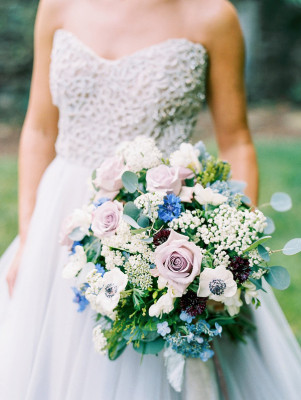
left=0, top=29, right=301, bottom=400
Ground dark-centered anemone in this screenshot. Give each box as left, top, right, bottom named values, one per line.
left=180, top=291, right=208, bottom=317
left=228, top=256, right=251, bottom=284
left=153, top=229, right=171, bottom=246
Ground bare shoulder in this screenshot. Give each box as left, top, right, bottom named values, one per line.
left=183, top=0, right=242, bottom=48
left=36, top=0, right=72, bottom=32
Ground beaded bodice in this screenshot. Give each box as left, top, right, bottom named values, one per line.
left=50, top=29, right=208, bottom=169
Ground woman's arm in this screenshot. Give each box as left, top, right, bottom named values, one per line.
left=6, top=0, right=64, bottom=296
left=205, top=2, right=259, bottom=205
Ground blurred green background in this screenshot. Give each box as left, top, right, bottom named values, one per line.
left=0, top=0, right=300, bottom=343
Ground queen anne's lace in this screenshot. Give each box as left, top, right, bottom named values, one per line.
left=50, top=29, right=208, bottom=169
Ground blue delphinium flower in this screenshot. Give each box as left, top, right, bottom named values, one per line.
left=158, top=194, right=181, bottom=223
left=95, top=263, right=105, bottom=277
left=72, top=287, right=89, bottom=312
left=157, top=321, right=171, bottom=337
left=93, top=197, right=110, bottom=207
left=180, top=311, right=193, bottom=324
left=71, top=241, right=82, bottom=254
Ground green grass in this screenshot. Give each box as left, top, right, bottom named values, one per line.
left=0, top=138, right=301, bottom=342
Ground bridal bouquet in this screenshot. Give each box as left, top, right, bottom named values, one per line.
left=60, top=136, right=300, bottom=391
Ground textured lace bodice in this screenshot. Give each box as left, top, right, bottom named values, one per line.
left=50, top=29, right=208, bottom=169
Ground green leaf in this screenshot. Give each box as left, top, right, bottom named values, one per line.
left=123, top=201, right=141, bottom=219
left=131, top=227, right=150, bottom=235
left=282, top=238, right=301, bottom=255
left=243, top=236, right=272, bottom=253
left=137, top=214, right=150, bottom=228
left=264, top=266, right=290, bottom=290
left=258, top=244, right=270, bottom=262
left=263, top=216, right=275, bottom=235
left=122, top=214, right=140, bottom=229
left=270, top=192, right=292, bottom=212
left=184, top=177, right=195, bottom=187
left=133, top=337, right=165, bottom=355
left=249, top=278, right=267, bottom=293
left=122, top=171, right=139, bottom=193
left=108, top=339, right=127, bottom=360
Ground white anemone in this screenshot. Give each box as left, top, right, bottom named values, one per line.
left=197, top=266, right=237, bottom=302
left=94, top=268, right=128, bottom=316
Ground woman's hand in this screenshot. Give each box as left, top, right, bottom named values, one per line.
left=6, top=244, right=25, bottom=297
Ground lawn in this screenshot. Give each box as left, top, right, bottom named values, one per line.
left=0, top=138, right=301, bottom=342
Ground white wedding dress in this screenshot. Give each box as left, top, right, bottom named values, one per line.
left=0, top=29, right=301, bottom=400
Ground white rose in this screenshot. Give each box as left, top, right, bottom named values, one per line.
left=194, top=184, right=227, bottom=206
left=170, top=143, right=202, bottom=173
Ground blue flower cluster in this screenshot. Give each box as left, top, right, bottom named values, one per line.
left=71, top=241, right=82, bottom=254
left=72, top=285, right=89, bottom=312
left=208, top=180, right=242, bottom=208
left=158, top=194, right=182, bottom=223
left=165, top=321, right=222, bottom=361
left=95, top=263, right=106, bottom=276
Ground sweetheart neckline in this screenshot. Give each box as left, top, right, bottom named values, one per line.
left=53, top=28, right=208, bottom=64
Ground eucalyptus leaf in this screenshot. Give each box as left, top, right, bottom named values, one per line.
left=249, top=278, right=267, bottom=293
left=241, top=195, right=251, bottom=205
left=264, top=266, right=290, bottom=290
left=258, top=244, right=270, bottom=262
left=137, top=214, right=150, bottom=228
left=131, top=227, right=149, bottom=235
left=133, top=337, right=165, bottom=355
left=270, top=192, right=292, bottom=212
left=264, top=216, right=275, bottom=235
left=122, top=171, right=139, bottom=193
left=282, top=238, right=301, bottom=255
left=68, top=227, right=85, bottom=241
left=141, top=237, right=153, bottom=243
left=243, top=236, right=272, bottom=253
left=228, top=180, right=247, bottom=195
left=122, top=214, right=140, bottom=229
left=123, top=202, right=141, bottom=220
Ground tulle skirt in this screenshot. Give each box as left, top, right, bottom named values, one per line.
left=0, top=155, right=300, bottom=400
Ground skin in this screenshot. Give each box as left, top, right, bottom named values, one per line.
left=6, top=0, right=258, bottom=296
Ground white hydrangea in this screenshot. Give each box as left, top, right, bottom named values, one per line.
left=124, top=254, right=152, bottom=290
left=116, top=136, right=162, bottom=172
left=101, top=246, right=125, bottom=270
left=62, top=245, right=87, bottom=279
left=251, top=268, right=267, bottom=280
left=134, top=192, right=165, bottom=221
left=101, top=220, right=155, bottom=264
left=197, top=204, right=267, bottom=262
left=92, top=325, right=108, bottom=355
left=168, top=210, right=204, bottom=233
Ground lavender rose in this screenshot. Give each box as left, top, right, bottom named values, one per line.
left=146, top=165, right=194, bottom=196
left=93, top=156, right=125, bottom=199
left=91, top=201, right=123, bottom=238
left=152, top=230, right=202, bottom=293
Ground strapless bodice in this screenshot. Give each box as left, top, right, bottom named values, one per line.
left=50, top=29, right=208, bottom=169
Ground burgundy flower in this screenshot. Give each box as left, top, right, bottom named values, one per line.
left=228, top=256, right=251, bottom=284
left=180, top=291, right=207, bottom=316
left=153, top=229, right=171, bottom=247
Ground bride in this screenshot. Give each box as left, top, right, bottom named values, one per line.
left=0, top=0, right=301, bottom=399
